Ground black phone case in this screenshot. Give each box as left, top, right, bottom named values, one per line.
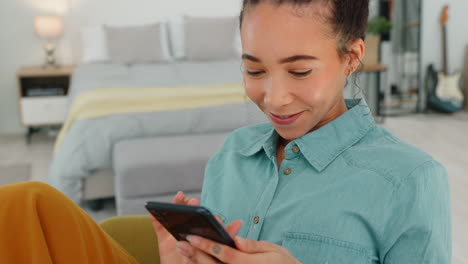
left=145, top=201, right=236, bottom=248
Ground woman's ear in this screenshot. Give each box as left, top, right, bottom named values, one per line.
left=347, top=38, right=365, bottom=74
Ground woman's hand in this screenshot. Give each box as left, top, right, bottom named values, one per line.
left=175, top=229, right=301, bottom=264
left=150, top=191, right=200, bottom=264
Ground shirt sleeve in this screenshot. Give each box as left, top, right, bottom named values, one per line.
left=201, top=151, right=220, bottom=207
left=382, top=160, right=452, bottom=263
left=200, top=150, right=227, bottom=222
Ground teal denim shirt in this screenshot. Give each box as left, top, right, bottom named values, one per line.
left=201, top=99, right=451, bottom=263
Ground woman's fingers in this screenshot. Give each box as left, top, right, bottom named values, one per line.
left=186, top=235, right=242, bottom=264
left=150, top=214, right=178, bottom=255
left=215, top=215, right=225, bottom=226
left=226, top=220, right=243, bottom=239
left=186, top=197, right=200, bottom=206
left=234, top=236, right=284, bottom=253
left=176, top=241, right=220, bottom=264
left=172, top=191, right=185, bottom=203
left=172, top=191, right=200, bottom=206
left=150, top=214, right=166, bottom=233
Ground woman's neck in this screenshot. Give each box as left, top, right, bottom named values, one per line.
left=311, top=98, right=348, bottom=133
left=275, top=98, right=348, bottom=168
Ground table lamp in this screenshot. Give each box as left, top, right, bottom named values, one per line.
left=34, top=15, right=64, bottom=67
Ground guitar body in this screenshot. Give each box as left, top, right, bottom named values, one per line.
left=425, top=65, right=463, bottom=113
left=435, top=73, right=463, bottom=102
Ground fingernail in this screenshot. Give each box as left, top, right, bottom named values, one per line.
left=186, top=235, right=201, bottom=245
left=176, top=241, right=189, bottom=251
left=235, top=236, right=246, bottom=247
left=176, top=247, right=190, bottom=257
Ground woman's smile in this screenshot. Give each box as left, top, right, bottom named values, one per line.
left=269, top=111, right=305, bottom=125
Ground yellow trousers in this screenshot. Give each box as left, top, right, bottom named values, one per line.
left=0, top=181, right=139, bottom=264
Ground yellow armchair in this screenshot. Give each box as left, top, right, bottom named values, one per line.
left=99, top=215, right=160, bottom=264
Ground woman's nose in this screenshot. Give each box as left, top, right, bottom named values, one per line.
left=264, top=76, right=293, bottom=108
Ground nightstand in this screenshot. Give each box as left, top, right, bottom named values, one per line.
left=17, top=65, right=73, bottom=143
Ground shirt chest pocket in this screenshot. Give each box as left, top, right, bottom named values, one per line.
left=281, top=232, right=378, bottom=264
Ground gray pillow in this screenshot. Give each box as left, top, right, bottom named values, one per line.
left=184, top=16, right=240, bottom=61
left=105, top=23, right=171, bottom=64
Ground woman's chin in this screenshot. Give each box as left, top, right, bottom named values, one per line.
left=272, top=125, right=308, bottom=142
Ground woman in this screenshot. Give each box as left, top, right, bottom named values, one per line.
left=156, top=0, right=451, bottom=263
left=0, top=0, right=451, bottom=263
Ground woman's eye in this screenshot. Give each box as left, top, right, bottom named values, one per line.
left=290, top=70, right=312, bottom=77
left=246, top=70, right=265, bottom=76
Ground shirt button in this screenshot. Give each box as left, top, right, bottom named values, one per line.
left=253, top=216, right=260, bottom=224
left=283, top=168, right=292, bottom=175
left=292, top=145, right=300, bottom=153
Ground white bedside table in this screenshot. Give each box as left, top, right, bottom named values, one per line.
left=16, top=65, right=73, bottom=143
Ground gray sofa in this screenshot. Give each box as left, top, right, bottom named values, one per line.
left=113, top=132, right=228, bottom=215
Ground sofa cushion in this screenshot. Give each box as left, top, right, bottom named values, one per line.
left=113, top=132, right=228, bottom=199
left=99, top=215, right=158, bottom=264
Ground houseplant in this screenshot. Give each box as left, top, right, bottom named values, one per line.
left=363, top=16, right=392, bottom=65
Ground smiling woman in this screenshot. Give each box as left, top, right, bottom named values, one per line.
left=190, top=0, right=451, bottom=263
left=0, top=0, right=451, bottom=263
left=239, top=0, right=366, bottom=148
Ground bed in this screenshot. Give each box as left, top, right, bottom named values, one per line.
left=48, top=59, right=267, bottom=206
left=46, top=14, right=271, bottom=206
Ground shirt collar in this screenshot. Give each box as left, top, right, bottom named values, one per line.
left=239, top=123, right=278, bottom=159
left=240, top=98, right=376, bottom=172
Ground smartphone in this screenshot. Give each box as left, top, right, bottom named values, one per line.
left=145, top=201, right=237, bottom=249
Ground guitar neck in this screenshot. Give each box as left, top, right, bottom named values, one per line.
left=442, top=25, right=448, bottom=75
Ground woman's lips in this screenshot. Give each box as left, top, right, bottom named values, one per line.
left=269, top=111, right=305, bottom=125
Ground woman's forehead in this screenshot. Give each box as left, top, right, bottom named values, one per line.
left=242, top=1, right=332, bottom=27
left=240, top=2, right=336, bottom=59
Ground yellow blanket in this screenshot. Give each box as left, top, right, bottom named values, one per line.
left=54, top=83, right=249, bottom=153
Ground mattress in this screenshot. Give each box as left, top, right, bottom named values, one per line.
left=68, top=59, right=243, bottom=103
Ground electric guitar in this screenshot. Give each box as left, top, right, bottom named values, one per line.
left=434, top=5, right=464, bottom=107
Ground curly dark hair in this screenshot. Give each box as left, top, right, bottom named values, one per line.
left=239, top=0, right=369, bottom=61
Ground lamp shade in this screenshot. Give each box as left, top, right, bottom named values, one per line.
left=34, top=16, right=64, bottom=39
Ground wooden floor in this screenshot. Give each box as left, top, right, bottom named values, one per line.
left=0, top=112, right=467, bottom=262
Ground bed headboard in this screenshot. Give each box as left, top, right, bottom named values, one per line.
left=64, top=0, right=241, bottom=63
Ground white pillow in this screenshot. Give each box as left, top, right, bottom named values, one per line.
left=105, top=22, right=172, bottom=64
left=81, top=21, right=173, bottom=64
left=168, top=16, right=242, bottom=60
left=81, top=26, right=109, bottom=64
left=183, top=16, right=240, bottom=61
